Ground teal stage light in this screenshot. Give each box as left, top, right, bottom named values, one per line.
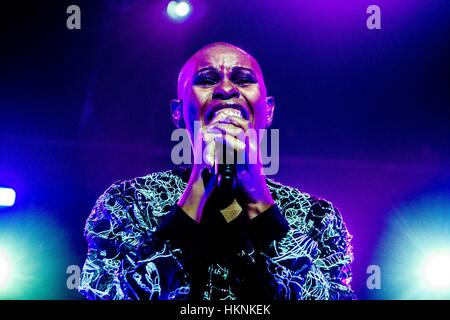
left=0, top=210, right=72, bottom=299
left=374, top=194, right=450, bottom=299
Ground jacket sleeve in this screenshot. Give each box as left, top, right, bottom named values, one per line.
left=312, top=203, right=355, bottom=300
left=78, top=184, right=188, bottom=300
left=261, top=197, right=356, bottom=300
left=78, top=184, right=135, bottom=299
left=247, top=204, right=290, bottom=250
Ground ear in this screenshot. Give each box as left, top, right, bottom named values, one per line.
left=170, top=99, right=184, bottom=128
left=265, top=96, right=275, bottom=127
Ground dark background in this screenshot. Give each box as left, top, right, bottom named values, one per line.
left=0, top=0, right=449, bottom=299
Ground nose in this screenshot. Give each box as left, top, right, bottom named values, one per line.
left=212, top=79, right=240, bottom=100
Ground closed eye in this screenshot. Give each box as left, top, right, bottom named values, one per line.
left=233, top=76, right=256, bottom=86
left=230, top=68, right=257, bottom=86
left=193, top=77, right=218, bottom=86
left=192, top=68, right=221, bottom=87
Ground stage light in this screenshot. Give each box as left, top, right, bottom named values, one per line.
left=374, top=194, right=450, bottom=299
left=167, top=1, right=192, bottom=22
left=0, top=210, right=71, bottom=299
left=0, top=250, right=11, bottom=289
left=423, top=251, right=450, bottom=289
left=0, top=187, right=16, bottom=207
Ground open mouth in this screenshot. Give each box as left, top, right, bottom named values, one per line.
left=205, top=103, right=250, bottom=124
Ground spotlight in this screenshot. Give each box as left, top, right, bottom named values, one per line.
left=374, top=195, right=450, bottom=299
left=167, top=1, right=192, bottom=22
left=0, top=210, right=70, bottom=298
left=0, top=187, right=16, bottom=207
left=423, top=251, right=450, bottom=289
left=0, top=250, right=11, bottom=289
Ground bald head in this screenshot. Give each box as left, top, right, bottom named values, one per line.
left=171, top=42, right=274, bottom=134
left=177, top=42, right=266, bottom=99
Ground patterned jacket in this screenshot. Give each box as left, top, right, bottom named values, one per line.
left=79, top=167, right=355, bottom=300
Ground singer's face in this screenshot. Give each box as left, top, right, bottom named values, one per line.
left=178, top=44, right=271, bottom=137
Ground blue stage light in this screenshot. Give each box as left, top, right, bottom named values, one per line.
left=374, top=194, right=450, bottom=299
left=0, top=187, right=16, bottom=207
left=167, top=1, right=192, bottom=22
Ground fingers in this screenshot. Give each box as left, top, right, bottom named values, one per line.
left=202, top=133, right=248, bottom=170
left=210, top=120, right=260, bottom=164
left=203, top=138, right=215, bottom=168
left=206, top=122, right=246, bottom=153
left=214, top=134, right=246, bottom=153
left=220, top=115, right=251, bottom=131
left=198, top=116, right=258, bottom=168
left=210, top=112, right=251, bottom=130
left=202, top=129, right=221, bottom=168
left=208, top=122, right=244, bottom=137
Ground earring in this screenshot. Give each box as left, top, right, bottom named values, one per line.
left=174, top=109, right=181, bottom=123
left=171, top=99, right=183, bottom=127
left=265, top=97, right=275, bottom=126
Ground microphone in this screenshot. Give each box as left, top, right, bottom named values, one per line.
left=214, top=142, right=237, bottom=209
left=216, top=163, right=236, bottom=208
left=213, top=108, right=242, bottom=208
left=217, top=163, right=236, bottom=186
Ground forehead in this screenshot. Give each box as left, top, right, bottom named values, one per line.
left=182, top=46, right=263, bottom=78
left=195, top=46, right=257, bottom=70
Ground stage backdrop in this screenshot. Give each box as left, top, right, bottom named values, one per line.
left=1, top=0, right=449, bottom=299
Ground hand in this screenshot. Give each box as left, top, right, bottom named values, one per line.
left=211, top=115, right=274, bottom=219
left=178, top=112, right=274, bottom=222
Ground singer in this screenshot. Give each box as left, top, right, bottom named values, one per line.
left=78, top=42, right=356, bottom=300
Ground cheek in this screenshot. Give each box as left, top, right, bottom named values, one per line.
left=191, top=87, right=210, bottom=108
left=184, top=88, right=210, bottom=130
left=242, top=88, right=266, bottom=127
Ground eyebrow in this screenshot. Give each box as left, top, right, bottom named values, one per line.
left=194, top=66, right=219, bottom=76
left=231, top=67, right=256, bottom=76
left=194, top=66, right=257, bottom=77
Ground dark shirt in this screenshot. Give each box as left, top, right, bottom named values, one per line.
left=79, top=167, right=356, bottom=300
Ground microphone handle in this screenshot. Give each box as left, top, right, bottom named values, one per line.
left=216, top=164, right=236, bottom=208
